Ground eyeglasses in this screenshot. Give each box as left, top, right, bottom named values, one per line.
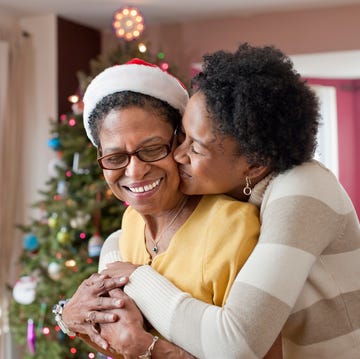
left=97, top=134, right=174, bottom=170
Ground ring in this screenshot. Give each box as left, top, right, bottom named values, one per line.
left=86, top=311, right=96, bottom=324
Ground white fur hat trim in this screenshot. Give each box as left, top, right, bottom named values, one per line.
left=83, top=59, right=189, bottom=146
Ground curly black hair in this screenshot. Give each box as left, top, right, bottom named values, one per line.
left=191, top=43, right=320, bottom=173
left=88, top=91, right=182, bottom=148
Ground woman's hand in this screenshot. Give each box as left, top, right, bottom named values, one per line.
left=62, top=273, right=128, bottom=350
left=99, top=288, right=152, bottom=357
left=101, top=261, right=139, bottom=279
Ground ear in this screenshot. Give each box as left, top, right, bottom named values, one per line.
left=246, top=164, right=272, bottom=183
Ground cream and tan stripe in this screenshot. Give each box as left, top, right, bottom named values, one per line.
left=283, top=328, right=360, bottom=359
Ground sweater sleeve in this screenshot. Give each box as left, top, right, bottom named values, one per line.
left=125, top=162, right=354, bottom=358
left=98, top=229, right=122, bottom=273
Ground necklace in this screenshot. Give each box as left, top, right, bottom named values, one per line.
left=147, top=196, right=188, bottom=254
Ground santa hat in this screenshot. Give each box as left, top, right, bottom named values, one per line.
left=83, top=58, right=189, bottom=146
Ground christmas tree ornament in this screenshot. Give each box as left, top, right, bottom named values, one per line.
left=157, top=51, right=165, bottom=59
left=160, top=61, right=169, bottom=71
left=57, top=180, right=68, bottom=196
left=72, top=152, right=90, bottom=174
left=48, top=262, right=62, bottom=280
left=88, top=234, right=104, bottom=257
left=56, top=227, right=71, bottom=245
left=70, top=211, right=91, bottom=229
left=68, top=117, right=76, bottom=127
left=27, top=318, right=36, bottom=354
left=112, top=6, right=145, bottom=41
left=48, top=213, right=59, bottom=228
left=47, top=135, right=61, bottom=150
left=48, top=157, right=66, bottom=178
left=23, top=233, right=39, bottom=252
left=71, top=100, right=84, bottom=115
left=13, top=276, right=37, bottom=305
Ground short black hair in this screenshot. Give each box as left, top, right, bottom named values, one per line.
left=191, top=43, right=320, bottom=173
left=88, top=91, right=182, bottom=148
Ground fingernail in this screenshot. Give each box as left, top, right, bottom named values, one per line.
left=119, top=276, right=126, bottom=284
left=114, top=299, right=122, bottom=306
left=106, top=314, right=116, bottom=321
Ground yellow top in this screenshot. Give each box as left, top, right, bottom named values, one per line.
left=120, top=194, right=259, bottom=305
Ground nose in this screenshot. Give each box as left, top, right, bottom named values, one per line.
left=174, top=142, right=189, bottom=164
left=124, top=155, right=151, bottom=178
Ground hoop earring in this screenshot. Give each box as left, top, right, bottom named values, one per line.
left=243, top=176, right=252, bottom=196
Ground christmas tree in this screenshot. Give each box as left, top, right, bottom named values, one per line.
left=9, top=39, right=182, bottom=359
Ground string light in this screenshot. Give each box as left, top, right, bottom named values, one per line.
left=113, top=6, right=145, bottom=41
left=68, top=95, right=79, bottom=103
left=42, top=327, right=50, bottom=335
left=65, top=259, right=76, bottom=268
left=68, top=118, right=76, bottom=126
left=138, top=42, right=147, bottom=53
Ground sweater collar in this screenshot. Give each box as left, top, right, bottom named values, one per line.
left=248, top=173, right=274, bottom=208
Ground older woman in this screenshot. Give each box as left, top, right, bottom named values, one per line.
left=84, top=44, right=359, bottom=359
left=57, top=59, right=262, bottom=358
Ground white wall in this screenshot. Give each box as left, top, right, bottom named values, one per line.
left=20, top=14, right=57, bottom=223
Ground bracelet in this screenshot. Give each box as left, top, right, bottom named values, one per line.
left=52, top=299, right=76, bottom=336
left=138, top=335, right=159, bottom=359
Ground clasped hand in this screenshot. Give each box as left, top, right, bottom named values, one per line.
left=62, top=261, right=144, bottom=355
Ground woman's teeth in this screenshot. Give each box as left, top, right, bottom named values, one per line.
left=128, top=179, right=160, bottom=193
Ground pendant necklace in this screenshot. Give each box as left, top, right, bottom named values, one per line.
left=147, top=196, right=188, bottom=254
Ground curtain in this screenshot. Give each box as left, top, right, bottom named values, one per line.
left=0, top=27, right=26, bottom=359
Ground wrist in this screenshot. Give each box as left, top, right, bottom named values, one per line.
left=138, top=335, right=159, bottom=359
left=52, top=299, right=76, bottom=336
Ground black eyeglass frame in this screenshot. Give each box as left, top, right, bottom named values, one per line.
left=97, top=133, right=175, bottom=170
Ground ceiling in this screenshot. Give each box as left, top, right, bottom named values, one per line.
left=1, top=0, right=360, bottom=30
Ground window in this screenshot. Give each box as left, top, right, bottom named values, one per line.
left=311, top=85, right=339, bottom=177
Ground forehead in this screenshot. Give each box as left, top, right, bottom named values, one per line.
left=183, top=91, right=240, bottom=154
left=183, top=92, right=216, bottom=142
left=99, top=107, right=172, bottom=150
left=101, top=107, right=170, bottom=133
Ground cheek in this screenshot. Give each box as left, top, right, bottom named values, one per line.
left=103, top=171, right=123, bottom=194
left=103, top=170, right=116, bottom=185
left=191, top=158, right=213, bottom=178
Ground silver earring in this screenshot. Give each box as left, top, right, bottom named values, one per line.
left=243, top=176, right=252, bottom=196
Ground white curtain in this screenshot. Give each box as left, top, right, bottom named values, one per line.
left=0, top=28, right=26, bottom=359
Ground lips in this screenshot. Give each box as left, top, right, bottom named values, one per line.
left=178, top=167, right=191, bottom=179
left=127, top=179, right=161, bottom=193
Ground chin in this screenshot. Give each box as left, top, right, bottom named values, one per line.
left=179, top=182, right=194, bottom=195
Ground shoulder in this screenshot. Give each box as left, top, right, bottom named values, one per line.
left=265, top=160, right=353, bottom=213
left=122, top=206, right=143, bottom=227
left=103, top=229, right=122, bottom=248
left=201, top=194, right=259, bottom=216
left=273, top=160, right=336, bottom=190
left=197, top=195, right=260, bottom=237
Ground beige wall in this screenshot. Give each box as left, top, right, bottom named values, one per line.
left=19, top=15, right=57, bottom=222
left=103, top=3, right=360, bottom=80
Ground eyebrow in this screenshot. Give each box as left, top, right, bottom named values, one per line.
left=190, top=133, right=217, bottom=149
left=102, top=136, right=168, bottom=155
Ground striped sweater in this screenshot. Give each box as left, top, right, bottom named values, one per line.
left=124, top=161, right=360, bottom=358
